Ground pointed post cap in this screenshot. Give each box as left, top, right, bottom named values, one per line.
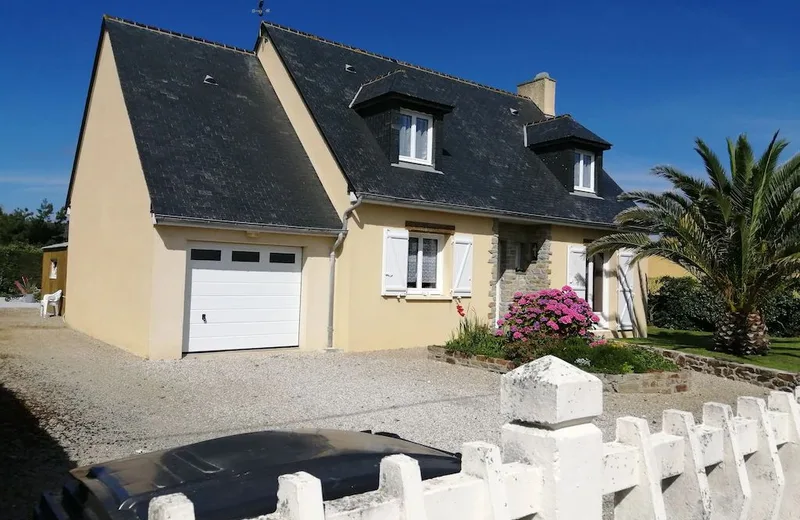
left=501, top=355, right=602, bottom=427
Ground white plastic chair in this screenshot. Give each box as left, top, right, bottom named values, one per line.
left=40, top=290, right=62, bottom=317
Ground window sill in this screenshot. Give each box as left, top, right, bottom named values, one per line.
left=391, top=162, right=443, bottom=174
left=570, top=190, right=603, bottom=200
left=405, top=294, right=453, bottom=301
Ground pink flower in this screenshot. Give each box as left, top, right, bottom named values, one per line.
left=494, top=329, right=504, bottom=337
left=579, top=328, right=586, bottom=335
left=547, top=320, right=559, bottom=330
left=561, top=285, right=572, bottom=292
left=590, top=314, right=600, bottom=323
left=558, top=315, right=572, bottom=324
left=513, top=291, right=523, bottom=298
left=496, top=319, right=505, bottom=327
left=589, top=339, right=608, bottom=348
left=512, top=331, right=523, bottom=340
left=504, top=313, right=512, bottom=320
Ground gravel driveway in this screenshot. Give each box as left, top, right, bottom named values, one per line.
left=0, top=308, right=771, bottom=519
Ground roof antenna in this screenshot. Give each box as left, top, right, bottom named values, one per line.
left=252, top=0, right=270, bottom=17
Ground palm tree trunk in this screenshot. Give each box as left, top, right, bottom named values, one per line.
left=713, top=310, right=770, bottom=355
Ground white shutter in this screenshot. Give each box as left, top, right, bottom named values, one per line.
left=382, top=228, right=409, bottom=296
left=452, top=234, right=473, bottom=297
left=617, top=250, right=635, bottom=330
left=567, top=245, right=587, bottom=297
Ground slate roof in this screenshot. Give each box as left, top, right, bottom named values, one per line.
left=92, top=18, right=341, bottom=232
left=525, top=115, right=612, bottom=150
left=351, top=70, right=455, bottom=111
left=264, top=23, right=634, bottom=227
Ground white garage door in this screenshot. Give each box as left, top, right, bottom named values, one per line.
left=185, top=244, right=302, bottom=352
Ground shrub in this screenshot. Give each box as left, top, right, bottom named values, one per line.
left=0, top=243, right=42, bottom=297
left=445, top=309, right=505, bottom=358
left=762, top=291, right=800, bottom=338
left=648, top=276, right=722, bottom=331
left=649, top=276, right=800, bottom=337
left=503, top=335, right=677, bottom=374
left=496, top=286, right=599, bottom=342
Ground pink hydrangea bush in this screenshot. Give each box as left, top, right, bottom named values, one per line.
left=496, top=286, right=600, bottom=341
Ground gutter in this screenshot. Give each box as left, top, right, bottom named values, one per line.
left=357, top=193, right=621, bottom=232
left=151, top=214, right=342, bottom=236
left=327, top=195, right=364, bottom=350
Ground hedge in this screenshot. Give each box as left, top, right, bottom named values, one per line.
left=0, top=243, right=42, bottom=297
left=648, top=276, right=800, bottom=338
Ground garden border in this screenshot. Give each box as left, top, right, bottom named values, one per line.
left=427, top=346, right=691, bottom=394
left=646, top=346, right=800, bottom=391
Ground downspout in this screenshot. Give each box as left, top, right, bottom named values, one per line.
left=327, top=195, right=364, bottom=350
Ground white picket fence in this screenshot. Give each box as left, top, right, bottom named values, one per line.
left=149, top=355, right=800, bottom=520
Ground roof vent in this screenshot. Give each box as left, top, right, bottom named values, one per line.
left=345, top=64, right=356, bottom=74
left=509, top=108, right=520, bottom=116
left=203, top=74, right=218, bottom=85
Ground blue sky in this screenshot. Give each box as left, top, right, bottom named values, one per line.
left=1, top=0, right=798, bottom=212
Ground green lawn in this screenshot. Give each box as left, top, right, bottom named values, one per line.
left=620, top=327, right=800, bottom=373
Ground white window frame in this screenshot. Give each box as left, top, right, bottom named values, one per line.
left=399, top=109, right=434, bottom=166
left=574, top=150, right=596, bottom=193
left=406, top=232, right=444, bottom=295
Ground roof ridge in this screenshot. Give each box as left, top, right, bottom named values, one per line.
left=359, top=69, right=405, bottom=88
left=525, top=114, right=573, bottom=127
left=261, top=21, right=531, bottom=101
left=104, top=15, right=254, bottom=55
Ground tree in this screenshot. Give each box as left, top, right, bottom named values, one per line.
left=0, top=198, right=67, bottom=247
left=588, top=133, right=800, bottom=355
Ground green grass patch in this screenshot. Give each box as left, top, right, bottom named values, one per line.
left=620, top=327, right=800, bottom=373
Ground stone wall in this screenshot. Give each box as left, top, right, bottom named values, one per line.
left=427, top=346, right=514, bottom=373
left=651, top=347, right=800, bottom=391
left=599, top=371, right=690, bottom=394
left=428, top=346, right=689, bottom=393
left=489, top=222, right=551, bottom=321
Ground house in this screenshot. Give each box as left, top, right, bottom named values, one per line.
left=647, top=257, right=692, bottom=280
left=41, top=242, right=68, bottom=313
left=65, top=16, right=646, bottom=359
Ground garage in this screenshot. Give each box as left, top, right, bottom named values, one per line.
left=185, top=244, right=302, bottom=352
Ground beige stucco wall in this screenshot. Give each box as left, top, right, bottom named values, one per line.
left=334, top=204, right=494, bottom=351
left=148, top=226, right=334, bottom=359
left=65, top=32, right=156, bottom=357
left=255, top=36, right=351, bottom=215
left=647, top=256, right=691, bottom=279
left=550, top=225, right=647, bottom=338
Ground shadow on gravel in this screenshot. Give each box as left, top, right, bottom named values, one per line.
left=0, top=383, right=75, bottom=520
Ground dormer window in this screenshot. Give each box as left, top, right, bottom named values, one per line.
left=399, top=110, right=433, bottom=165
left=573, top=150, right=595, bottom=192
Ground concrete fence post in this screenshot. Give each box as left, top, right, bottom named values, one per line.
left=148, top=493, right=195, bottom=520
left=768, top=391, right=800, bottom=519
left=612, top=417, right=667, bottom=520
left=461, top=442, right=509, bottom=519
left=737, top=397, right=785, bottom=520
left=500, top=355, right=603, bottom=520
left=661, top=410, right=713, bottom=519
left=273, top=472, right=325, bottom=520
left=377, top=454, right=427, bottom=520
left=702, top=402, right=751, bottom=520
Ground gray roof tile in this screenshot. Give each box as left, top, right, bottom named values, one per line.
left=105, top=18, right=341, bottom=232
left=264, top=23, right=633, bottom=227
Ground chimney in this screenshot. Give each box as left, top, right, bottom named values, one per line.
left=517, top=72, right=556, bottom=117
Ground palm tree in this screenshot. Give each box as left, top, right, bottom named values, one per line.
left=588, top=133, right=800, bottom=355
